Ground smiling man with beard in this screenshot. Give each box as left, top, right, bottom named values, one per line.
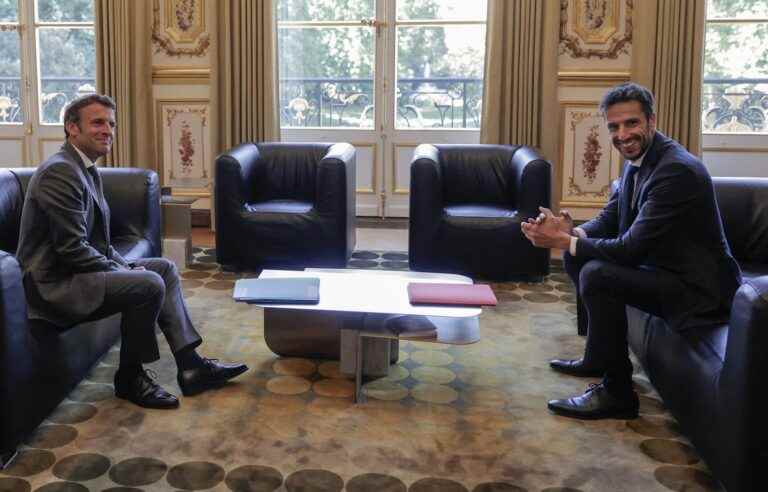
left=521, top=83, right=742, bottom=419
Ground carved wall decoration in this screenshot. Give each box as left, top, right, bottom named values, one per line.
left=156, top=99, right=211, bottom=197
left=560, top=102, right=622, bottom=207
left=560, top=0, right=632, bottom=59
left=151, top=0, right=210, bottom=58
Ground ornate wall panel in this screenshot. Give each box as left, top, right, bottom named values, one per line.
left=559, top=0, right=632, bottom=71
left=559, top=101, right=622, bottom=208
left=152, top=0, right=210, bottom=58
left=155, top=99, right=211, bottom=197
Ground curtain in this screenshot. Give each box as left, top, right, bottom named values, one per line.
left=480, top=0, right=559, bottom=152
left=632, top=0, right=706, bottom=155
left=213, top=0, right=280, bottom=153
left=95, top=0, right=155, bottom=168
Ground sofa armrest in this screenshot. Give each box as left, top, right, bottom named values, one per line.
left=215, top=143, right=261, bottom=264
left=316, top=143, right=355, bottom=217
left=316, top=143, right=356, bottom=257
left=101, top=168, right=161, bottom=257
left=509, top=146, right=551, bottom=218
left=409, top=144, right=443, bottom=267
left=0, top=251, right=32, bottom=451
left=720, top=276, right=768, bottom=470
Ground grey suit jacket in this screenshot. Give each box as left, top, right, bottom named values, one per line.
left=576, top=131, right=742, bottom=329
left=16, top=143, right=130, bottom=327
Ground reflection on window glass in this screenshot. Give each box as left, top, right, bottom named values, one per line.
left=0, top=0, right=18, bottom=22
left=397, top=0, right=486, bottom=21
left=278, top=27, right=375, bottom=128
left=38, top=28, right=96, bottom=124
left=278, top=0, right=373, bottom=22
left=396, top=25, right=485, bottom=129
left=37, top=0, right=94, bottom=22
left=0, top=30, right=23, bottom=123
left=703, top=0, right=768, bottom=133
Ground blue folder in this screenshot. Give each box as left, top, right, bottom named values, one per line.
left=233, top=277, right=320, bottom=304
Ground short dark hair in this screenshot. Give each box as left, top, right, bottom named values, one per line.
left=600, top=82, right=655, bottom=120
left=63, top=94, right=116, bottom=138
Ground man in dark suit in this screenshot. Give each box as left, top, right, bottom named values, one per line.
left=16, top=94, right=248, bottom=409
left=521, top=83, right=742, bottom=419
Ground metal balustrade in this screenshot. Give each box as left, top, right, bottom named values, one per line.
left=279, top=76, right=483, bottom=129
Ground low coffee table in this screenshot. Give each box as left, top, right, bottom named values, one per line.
left=255, top=268, right=482, bottom=402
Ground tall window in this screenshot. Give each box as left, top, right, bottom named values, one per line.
left=276, top=0, right=486, bottom=130
left=0, top=0, right=95, bottom=127
left=703, top=0, right=768, bottom=134
left=395, top=0, right=485, bottom=129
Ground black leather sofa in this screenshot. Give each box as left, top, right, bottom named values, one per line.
left=627, top=177, right=768, bottom=492
left=0, top=167, right=161, bottom=467
left=214, top=142, right=356, bottom=270
left=409, top=144, right=551, bottom=280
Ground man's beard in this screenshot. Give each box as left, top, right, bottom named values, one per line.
left=614, top=130, right=652, bottom=160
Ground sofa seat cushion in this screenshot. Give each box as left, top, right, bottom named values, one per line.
left=246, top=200, right=313, bottom=214
left=739, top=261, right=768, bottom=279
left=444, top=204, right=516, bottom=219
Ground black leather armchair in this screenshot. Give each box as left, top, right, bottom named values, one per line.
left=627, top=177, right=768, bottom=492
left=1, top=167, right=160, bottom=467
left=215, top=142, right=356, bottom=270
left=409, top=144, right=552, bottom=280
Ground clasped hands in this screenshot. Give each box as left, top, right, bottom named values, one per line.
left=520, top=207, right=574, bottom=250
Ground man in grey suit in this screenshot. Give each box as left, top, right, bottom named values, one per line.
left=522, top=83, right=741, bottom=419
left=16, top=94, right=248, bottom=409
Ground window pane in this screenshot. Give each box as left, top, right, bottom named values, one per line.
left=37, top=0, right=93, bottom=22
left=38, top=27, right=96, bottom=124
left=703, top=22, right=768, bottom=133
left=396, top=25, right=485, bottom=129
left=397, top=0, right=486, bottom=21
left=704, top=23, right=768, bottom=79
left=707, top=0, right=768, bottom=20
left=278, top=27, right=374, bottom=128
left=0, top=30, right=23, bottom=123
left=0, top=0, right=18, bottom=22
left=278, top=0, right=374, bottom=22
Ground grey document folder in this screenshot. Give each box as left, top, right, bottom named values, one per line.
left=233, top=277, right=320, bottom=304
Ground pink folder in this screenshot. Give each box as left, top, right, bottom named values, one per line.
left=407, top=282, right=497, bottom=306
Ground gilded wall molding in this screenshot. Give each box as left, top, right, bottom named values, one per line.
left=151, top=0, right=210, bottom=58
left=560, top=0, right=633, bottom=60
left=152, top=66, right=211, bottom=84
left=557, top=70, right=631, bottom=86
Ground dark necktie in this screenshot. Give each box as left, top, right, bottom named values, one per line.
left=620, top=164, right=639, bottom=233
left=87, top=166, right=104, bottom=201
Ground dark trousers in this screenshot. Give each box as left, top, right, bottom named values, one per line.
left=563, top=252, right=685, bottom=392
left=86, top=257, right=201, bottom=365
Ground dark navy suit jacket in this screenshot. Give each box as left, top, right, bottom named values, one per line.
left=576, top=131, right=742, bottom=329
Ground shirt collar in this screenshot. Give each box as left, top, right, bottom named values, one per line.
left=71, top=144, right=95, bottom=169
left=629, top=148, right=649, bottom=168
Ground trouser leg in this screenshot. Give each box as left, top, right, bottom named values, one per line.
left=563, top=251, right=589, bottom=336
left=133, top=258, right=202, bottom=354
left=578, top=259, right=685, bottom=393
left=86, top=269, right=165, bottom=364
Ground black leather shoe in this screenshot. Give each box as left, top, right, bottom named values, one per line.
left=177, top=358, right=248, bottom=396
left=549, top=358, right=604, bottom=377
left=547, top=383, right=639, bottom=420
left=115, top=369, right=179, bottom=409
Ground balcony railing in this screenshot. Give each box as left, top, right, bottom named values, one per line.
left=280, top=76, right=483, bottom=129
left=702, top=77, right=768, bottom=133
left=0, top=76, right=95, bottom=124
